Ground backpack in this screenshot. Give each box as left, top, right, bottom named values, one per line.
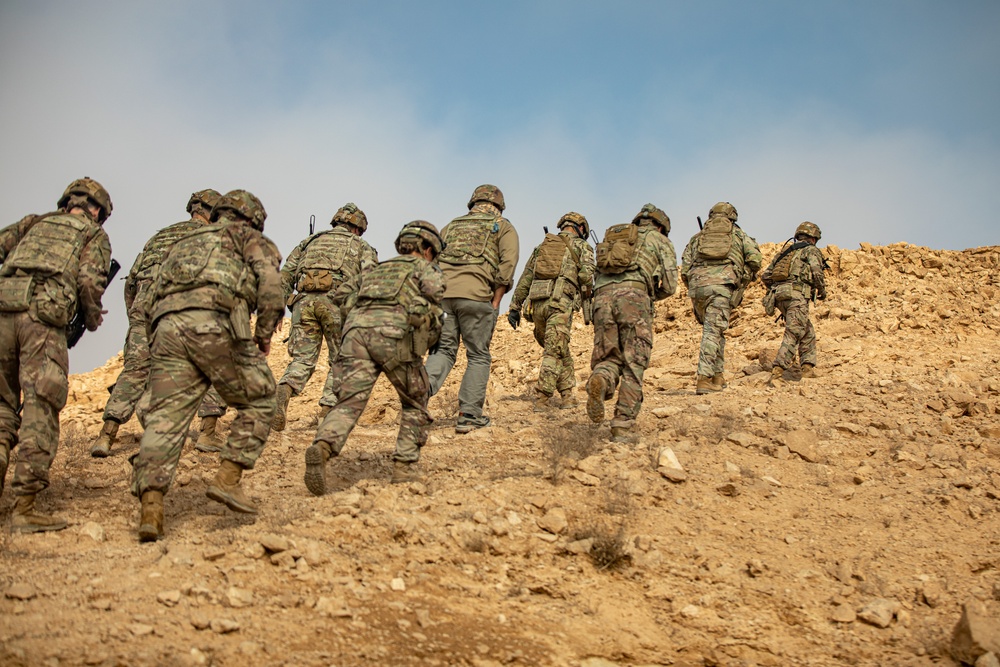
left=533, top=233, right=574, bottom=280
left=769, top=241, right=810, bottom=283
left=595, top=224, right=640, bottom=274
left=696, top=217, right=734, bottom=261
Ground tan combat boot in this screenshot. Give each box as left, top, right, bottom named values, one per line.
left=712, top=374, right=727, bottom=391
left=11, top=495, right=68, bottom=533
left=768, top=366, right=785, bottom=386
left=314, top=405, right=332, bottom=427
left=559, top=391, right=579, bottom=410
left=800, top=363, right=818, bottom=379
left=390, top=461, right=422, bottom=485
left=532, top=390, right=554, bottom=413
left=303, top=443, right=331, bottom=496
left=586, top=375, right=607, bottom=424
left=206, top=460, right=257, bottom=514
left=696, top=375, right=719, bottom=395
left=271, top=384, right=292, bottom=432
left=195, top=416, right=223, bottom=453
left=611, top=427, right=637, bottom=444
left=138, top=490, right=164, bottom=543
left=90, top=420, right=119, bottom=458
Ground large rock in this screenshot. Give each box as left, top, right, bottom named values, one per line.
left=952, top=601, right=1000, bottom=665
left=784, top=430, right=820, bottom=463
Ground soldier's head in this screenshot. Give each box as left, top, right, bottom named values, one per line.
left=794, top=221, right=822, bottom=244
left=330, top=202, right=368, bottom=235
left=557, top=211, right=589, bottom=239
left=708, top=202, right=738, bottom=222
left=58, top=177, right=113, bottom=225
left=395, top=220, right=446, bottom=260
left=632, top=203, right=670, bottom=236
left=187, top=189, right=222, bottom=221
left=211, top=189, right=267, bottom=231
left=468, top=184, right=505, bottom=212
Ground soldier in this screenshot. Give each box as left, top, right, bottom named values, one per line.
left=761, top=221, right=827, bottom=384
left=0, top=177, right=113, bottom=531
left=586, top=204, right=677, bottom=442
left=425, top=184, right=519, bottom=434
left=130, top=190, right=283, bottom=542
left=681, top=202, right=762, bottom=395
left=508, top=212, right=595, bottom=410
left=272, top=203, right=378, bottom=432
left=304, top=221, right=445, bottom=494
left=91, top=189, right=223, bottom=457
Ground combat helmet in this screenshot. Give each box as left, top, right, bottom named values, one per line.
left=211, top=189, right=267, bottom=231
left=467, top=184, right=505, bottom=212
left=632, top=203, right=671, bottom=235
left=795, top=221, right=822, bottom=241
left=396, top=220, right=446, bottom=257
left=557, top=211, right=590, bottom=238
left=58, top=177, right=113, bottom=224
left=331, top=202, right=368, bottom=233
left=187, top=189, right=222, bottom=216
left=708, top=202, right=738, bottom=222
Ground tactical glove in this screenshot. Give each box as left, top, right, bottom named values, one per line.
left=507, top=309, right=521, bottom=330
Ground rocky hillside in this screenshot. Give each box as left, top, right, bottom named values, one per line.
left=2, top=242, right=999, bottom=667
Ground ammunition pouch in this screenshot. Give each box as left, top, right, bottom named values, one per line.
left=528, top=279, right=554, bottom=301
left=297, top=269, right=337, bottom=293
left=0, top=275, right=33, bottom=312
left=230, top=299, right=253, bottom=341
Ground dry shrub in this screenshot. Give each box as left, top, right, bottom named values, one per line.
left=602, top=478, right=633, bottom=516
left=586, top=519, right=631, bottom=572
left=545, top=423, right=599, bottom=484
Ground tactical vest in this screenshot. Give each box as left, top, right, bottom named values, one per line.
left=131, top=220, right=203, bottom=284
left=768, top=241, right=810, bottom=283
left=357, top=255, right=419, bottom=309
left=596, top=224, right=640, bottom=274
left=296, top=228, right=366, bottom=292
left=439, top=214, right=501, bottom=272
left=153, top=224, right=248, bottom=304
left=534, top=233, right=580, bottom=282
left=695, top=217, right=735, bottom=262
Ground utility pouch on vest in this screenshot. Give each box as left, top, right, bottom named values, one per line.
left=596, top=224, right=640, bottom=274
left=0, top=275, right=33, bottom=312
left=298, top=269, right=335, bottom=292
left=230, top=299, right=253, bottom=341
left=528, top=279, right=554, bottom=301
left=533, top=234, right=569, bottom=280
left=762, top=288, right=776, bottom=316
left=696, top=218, right=735, bottom=261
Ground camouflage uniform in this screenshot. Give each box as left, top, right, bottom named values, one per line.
left=510, top=221, right=594, bottom=402
left=588, top=206, right=677, bottom=437
left=130, top=194, right=283, bottom=517
left=278, top=215, right=377, bottom=408
left=0, top=179, right=112, bottom=517
left=762, top=229, right=827, bottom=374
left=307, top=232, right=445, bottom=495
left=425, top=186, right=519, bottom=432
left=681, top=204, right=762, bottom=387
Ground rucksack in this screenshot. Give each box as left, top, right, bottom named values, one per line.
left=533, top=233, right=574, bottom=280
left=769, top=241, right=810, bottom=282
left=696, top=217, right=735, bottom=261
left=596, top=224, right=640, bottom=274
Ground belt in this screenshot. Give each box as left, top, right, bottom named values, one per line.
left=598, top=279, right=647, bottom=294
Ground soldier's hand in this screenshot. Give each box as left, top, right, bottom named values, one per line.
left=817, top=291, right=827, bottom=301
left=255, top=336, right=271, bottom=355
left=507, top=309, right=521, bottom=330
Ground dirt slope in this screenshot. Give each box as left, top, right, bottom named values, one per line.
left=2, top=242, right=999, bottom=667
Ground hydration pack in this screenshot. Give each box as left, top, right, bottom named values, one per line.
left=595, top=224, right=640, bottom=274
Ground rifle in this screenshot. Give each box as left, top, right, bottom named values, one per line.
left=309, top=214, right=316, bottom=236
left=67, top=258, right=120, bottom=349
left=697, top=216, right=703, bottom=230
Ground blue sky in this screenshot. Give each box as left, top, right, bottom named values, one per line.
left=1, top=1, right=998, bottom=371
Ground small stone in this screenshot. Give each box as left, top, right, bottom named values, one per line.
left=658, top=467, right=687, bottom=483
left=203, top=549, right=227, bottom=562
left=569, top=470, right=601, bottom=486
left=391, top=578, right=406, bottom=592
left=746, top=559, right=765, bottom=578
left=830, top=604, right=857, bottom=623
left=82, top=477, right=109, bottom=490
left=270, top=551, right=296, bottom=568
left=657, top=447, right=683, bottom=471
left=565, top=538, right=594, bottom=555
left=175, top=472, right=192, bottom=486
left=315, top=596, right=351, bottom=617
left=5, top=583, right=36, bottom=601
left=260, top=534, right=289, bottom=553
left=189, top=614, right=211, bottom=630
left=652, top=406, right=684, bottom=419
left=536, top=508, right=568, bottom=535
left=785, top=430, right=820, bottom=463
left=156, top=590, right=182, bottom=607
left=725, top=432, right=756, bottom=447
left=716, top=483, right=741, bottom=497
left=762, top=476, right=782, bottom=487
left=238, top=642, right=260, bottom=656
left=225, top=587, right=254, bottom=608
left=858, top=598, right=900, bottom=628
left=679, top=604, right=701, bottom=618
left=129, top=623, right=155, bottom=637
left=210, top=618, right=240, bottom=634
left=79, top=522, right=105, bottom=543
left=976, top=652, right=1000, bottom=667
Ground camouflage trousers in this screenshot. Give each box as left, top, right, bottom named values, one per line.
left=530, top=297, right=576, bottom=396
left=314, top=326, right=432, bottom=463
left=104, top=307, right=228, bottom=426
left=689, top=284, right=734, bottom=378
left=774, top=296, right=817, bottom=370
left=590, top=284, right=653, bottom=430
left=279, top=293, right=342, bottom=403
left=0, top=311, right=68, bottom=496
left=130, top=310, right=276, bottom=496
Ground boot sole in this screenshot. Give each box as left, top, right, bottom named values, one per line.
left=304, top=445, right=327, bottom=497
left=586, top=378, right=605, bottom=424
left=271, top=413, right=287, bottom=432
left=90, top=445, right=111, bottom=458
left=138, top=523, right=161, bottom=542
left=205, top=486, right=258, bottom=514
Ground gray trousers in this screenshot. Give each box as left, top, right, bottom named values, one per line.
left=425, top=297, right=497, bottom=418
